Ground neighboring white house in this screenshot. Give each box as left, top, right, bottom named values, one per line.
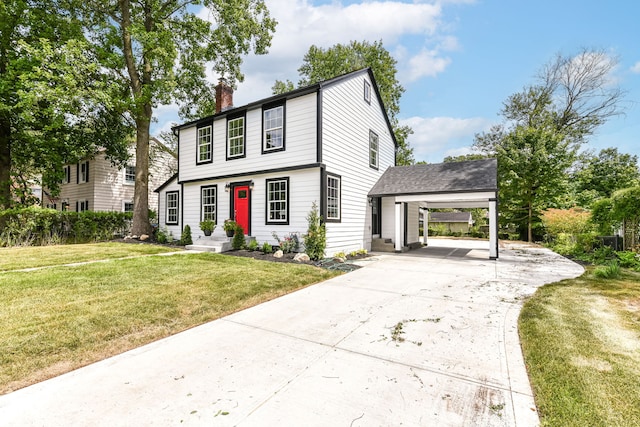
left=157, top=68, right=396, bottom=255
left=44, top=138, right=176, bottom=215
left=156, top=68, right=500, bottom=258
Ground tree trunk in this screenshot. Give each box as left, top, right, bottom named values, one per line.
left=528, top=203, right=533, bottom=243
left=0, top=112, right=11, bottom=210
left=131, top=116, right=151, bottom=236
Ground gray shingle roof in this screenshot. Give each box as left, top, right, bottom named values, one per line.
left=429, top=212, right=472, bottom=223
left=368, top=158, right=497, bottom=197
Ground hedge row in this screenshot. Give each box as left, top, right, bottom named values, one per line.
left=0, top=207, right=132, bottom=247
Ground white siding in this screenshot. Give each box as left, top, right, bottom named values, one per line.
left=321, top=72, right=396, bottom=255
left=157, top=177, right=181, bottom=240
left=406, top=202, right=420, bottom=245
left=182, top=168, right=321, bottom=246
left=178, top=94, right=318, bottom=183
left=381, top=197, right=397, bottom=242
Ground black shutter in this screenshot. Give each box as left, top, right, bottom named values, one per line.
left=76, top=164, right=79, bottom=184
left=85, top=162, right=89, bottom=182
left=86, top=200, right=89, bottom=211
left=75, top=201, right=79, bottom=211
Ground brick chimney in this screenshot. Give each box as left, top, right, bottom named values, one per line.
left=215, top=78, right=233, bottom=113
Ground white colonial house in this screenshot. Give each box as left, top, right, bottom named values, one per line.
left=156, top=68, right=499, bottom=258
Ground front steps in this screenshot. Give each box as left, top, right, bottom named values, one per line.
left=371, top=238, right=409, bottom=253
left=186, top=235, right=256, bottom=253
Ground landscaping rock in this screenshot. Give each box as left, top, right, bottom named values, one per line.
left=140, top=234, right=150, bottom=241
left=273, top=250, right=284, bottom=258
left=293, top=253, right=310, bottom=262
left=333, top=257, right=346, bottom=263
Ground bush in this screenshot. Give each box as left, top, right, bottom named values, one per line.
left=261, top=242, right=272, bottom=254
left=156, top=227, right=169, bottom=244
left=232, top=224, right=245, bottom=249
left=247, top=239, right=259, bottom=251
left=272, top=231, right=299, bottom=253
left=0, top=207, right=132, bottom=246
left=593, top=262, right=621, bottom=279
left=303, top=202, right=326, bottom=261
left=180, top=225, right=193, bottom=245
left=616, top=251, right=640, bottom=269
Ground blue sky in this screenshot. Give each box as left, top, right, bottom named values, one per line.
left=154, top=0, right=640, bottom=164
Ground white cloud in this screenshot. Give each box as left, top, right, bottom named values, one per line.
left=405, top=49, right=451, bottom=81
left=400, top=116, right=493, bottom=162
left=631, top=61, right=640, bottom=74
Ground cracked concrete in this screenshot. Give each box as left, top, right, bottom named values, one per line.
left=0, top=239, right=584, bottom=426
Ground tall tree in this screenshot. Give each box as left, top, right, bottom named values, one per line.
left=80, top=0, right=276, bottom=235
left=273, top=40, right=414, bottom=165
left=0, top=0, right=129, bottom=208
left=474, top=49, right=625, bottom=241
left=572, top=147, right=640, bottom=207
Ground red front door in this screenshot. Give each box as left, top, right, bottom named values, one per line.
left=233, top=185, right=250, bottom=235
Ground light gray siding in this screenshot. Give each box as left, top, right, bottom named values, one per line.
left=321, top=72, right=395, bottom=254
left=178, top=94, right=317, bottom=183
left=157, top=177, right=181, bottom=240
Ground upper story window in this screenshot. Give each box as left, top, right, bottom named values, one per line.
left=78, top=161, right=89, bottom=183
left=364, top=80, right=371, bottom=104
left=62, top=166, right=71, bottom=184
left=197, top=123, right=212, bottom=164
left=227, top=114, right=245, bottom=159
left=263, top=103, right=285, bottom=153
left=125, top=165, right=135, bottom=184
left=201, top=185, right=217, bottom=222
left=326, top=174, right=341, bottom=222
left=266, top=177, right=289, bottom=224
left=166, top=191, right=178, bottom=225
left=369, top=130, right=379, bottom=170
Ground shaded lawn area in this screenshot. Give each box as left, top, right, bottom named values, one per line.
left=0, top=242, right=179, bottom=271
left=0, top=252, right=340, bottom=394
left=519, top=269, right=640, bottom=426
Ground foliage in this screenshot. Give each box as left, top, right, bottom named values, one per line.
left=78, top=0, right=276, bottom=235
left=272, top=231, right=299, bottom=254
left=0, top=208, right=131, bottom=246
left=247, top=239, right=259, bottom=251
left=474, top=49, right=625, bottom=242
left=443, top=154, right=489, bottom=163
left=593, top=262, right=621, bottom=279
left=616, top=251, right=640, bottom=269
left=541, top=208, right=593, bottom=239
left=572, top=148, right=640, bottom=207
left=273, top=40, right=414, bottom=165
left=232, top=224, right=245, bottom=250
left=180, top=225, right=193, bottom=246
left=155, top=227, right=170, bottom=244
left=199, top=219, right=216, bottom=233
left=261, top=242, right=273, bottom=254
left=223, top=219, right=237, bottom=232
left=303, top=202, right=326, bottom=260
left=590, top=198, right=618, bottom=235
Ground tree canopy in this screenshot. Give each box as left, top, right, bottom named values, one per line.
left=273, top=40, right=414, bottom=165
left=474, top=49, right=625, bottom=241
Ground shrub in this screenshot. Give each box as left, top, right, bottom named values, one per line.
left=0, top=207, right=132, bottom=246
left=593, top=262, right=621, bottom=279
left=180, top=225, right=193, bottom=245
left=156, top=227, right=169, bottom=244
left=261, top=242, right=272, bottom=254
left=247, top=239, right=259, bottom=251
left=617, top=251, right=640, bottom=269
left=232, top=224, right=245, bottom=249
left=542, top=208, right=593, bottom=238
left=303, top=202, right=326, bottom=261
left=272, top=231, right=299, bottom=253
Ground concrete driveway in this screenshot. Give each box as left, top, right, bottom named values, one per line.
left=0, top=240, right=583, bottom=426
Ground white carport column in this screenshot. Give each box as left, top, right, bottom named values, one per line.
left=395, top=202, right=402, bottom=252
left=489, top=198, right=498, bottom=259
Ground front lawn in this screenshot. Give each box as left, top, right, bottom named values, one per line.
left=519, top=269, right=640, bottom=426
left=0, top=242, right=178, bottom=271
left=0, top=248, right=339, bottom=394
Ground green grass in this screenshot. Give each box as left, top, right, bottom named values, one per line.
left=0, top=249, right=339, bottom=394
left=519, top=268, right=640, bottom=426
left=0, top=242, right=179, bottom=271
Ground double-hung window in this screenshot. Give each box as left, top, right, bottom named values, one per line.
left=326, top=173, right=341, bottom=222
left=166, top=191, right=178, bottom=225
left=125, top=165, right=135, bottom=184
left=266, top=178, right=288, bottom=224
left=201, top=186, right=217, bottom=222
left=227, top=115, right=245, bottom=159
left=78, top=161, right=89, bottom=183
left=62, top=166, right=71, bottom=184
left=197, top=123, right=212, bottom=164
left=263, top=104, right=285, bottom=153
left=77, top=200, right=89, bottom=212
left=124, top=201, right=134, bottom=213
left=369, top=130, right=379, bottom=169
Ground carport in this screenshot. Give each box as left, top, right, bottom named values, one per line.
left=368, top=159, right=499, bottom=259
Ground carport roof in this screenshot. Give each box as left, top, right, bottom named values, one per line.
left=368, top=158, right=497, bottom=197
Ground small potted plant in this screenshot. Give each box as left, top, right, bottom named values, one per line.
left=223, top=219, right=236, bottom=237
left=199, top=219, right=216, bottom=236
